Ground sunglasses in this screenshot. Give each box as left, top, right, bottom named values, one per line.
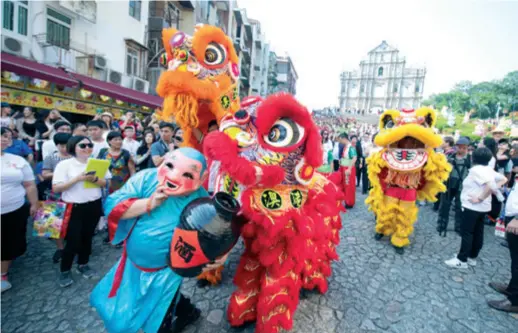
left=78, top=143, right=94, bottom=149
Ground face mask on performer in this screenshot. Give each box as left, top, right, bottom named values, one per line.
left=157, top=148, right=208, bottom=196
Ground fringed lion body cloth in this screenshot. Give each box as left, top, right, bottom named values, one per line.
left=156, top=24, right=241, bottom=150
left=203, top=94, right=344, bottom=333
left=366, top=107, right=451, bottom=254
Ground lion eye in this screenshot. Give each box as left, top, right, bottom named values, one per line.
left=204, top=42, right=227, bottom=66
left=264, top=118, right=305, bottom=148
left=384, top=118, right=395, bottom=129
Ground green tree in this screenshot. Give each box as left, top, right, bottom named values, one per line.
left=424, top=71, right=518, bottom=119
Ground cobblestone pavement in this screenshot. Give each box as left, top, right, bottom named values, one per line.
left=2, top=191, right=517, bottom=333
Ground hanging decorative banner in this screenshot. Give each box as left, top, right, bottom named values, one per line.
left=80, top=89, right=93, bottom=99
left=0, top=87, right=123, bottom=117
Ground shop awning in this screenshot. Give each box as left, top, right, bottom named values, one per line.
left=70, top=73, right=163, bottom=109
left=1, top=52, right=77, bottom=87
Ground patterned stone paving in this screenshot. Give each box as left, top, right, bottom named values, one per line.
left=1, top=191, right=517, bottom=333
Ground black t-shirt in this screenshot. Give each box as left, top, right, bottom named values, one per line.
left=136, top=145, right=152, bottom=171
left=22, top=121, right=37, bottom=137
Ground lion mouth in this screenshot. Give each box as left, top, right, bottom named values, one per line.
left=389, top=136, right=425, bottom=149
left=383, top=136, right=428, bottom=171
left=382, top=149, right=428, bottom=171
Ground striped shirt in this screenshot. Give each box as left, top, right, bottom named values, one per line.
left=42, top=153, right=70, bottom=172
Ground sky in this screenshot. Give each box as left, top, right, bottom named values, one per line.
left=238, top=0, right=518, bottom=110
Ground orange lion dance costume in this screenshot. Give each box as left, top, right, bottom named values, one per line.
left=156, top=24, right=241, bottom=150
left=204, top=93, right=344, bottom=333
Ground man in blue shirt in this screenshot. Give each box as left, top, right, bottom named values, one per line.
left=150, top=122, right=175, bottom=167
left=4, top=128, right=33, bottom=163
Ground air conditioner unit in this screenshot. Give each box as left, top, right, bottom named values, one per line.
left=2, top=35, right=29, bottom=57
left=132, top=77, right=150, bottom=93
left=106, top=69, right=123, bottom=85
left=93, top=56, right=107, bottom=69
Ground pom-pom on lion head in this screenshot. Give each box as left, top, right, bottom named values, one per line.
left=156, top=24, right=240, bottom=149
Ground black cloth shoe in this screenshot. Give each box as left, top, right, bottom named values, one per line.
left=52, top=249, right=63, bottom=263
left=436, top=225, right=446, bottom=237
left=487, top=299, right=518, bottom=313
left=394, top=246, right=405, bottom=255
left=488, top=282, right=511, bottom=296
left=374, top=233, right=384, bottom=241
left=172, top=307, right=201, bottom=333
left=196, top=279, right=210, bottom=288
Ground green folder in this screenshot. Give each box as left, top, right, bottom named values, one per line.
left=84, top=158, right=110, bottom=189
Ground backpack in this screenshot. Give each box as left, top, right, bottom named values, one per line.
left=449, top=156, right=471, bottom=190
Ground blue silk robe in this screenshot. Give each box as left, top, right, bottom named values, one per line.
left=90, top=169, right=208, bottom=333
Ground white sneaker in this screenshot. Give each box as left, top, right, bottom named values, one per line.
left=452, top=254, right=477, bottom=267
left=1, top=279, right=12, bottom=293
left=467, top=258, right=477, bottom=267
left=445, top=257, right=468, bottom=269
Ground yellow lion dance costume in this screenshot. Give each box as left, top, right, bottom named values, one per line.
left=366, top=107, right=451, bottom=254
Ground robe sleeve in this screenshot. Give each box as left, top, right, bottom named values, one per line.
left=105, top=169, right=154, bottom=244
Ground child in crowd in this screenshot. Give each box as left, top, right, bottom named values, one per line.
left=445, top=147, right=507, bottom=269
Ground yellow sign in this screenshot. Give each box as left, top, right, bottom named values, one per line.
left=1, top=87, right=123, bottom=117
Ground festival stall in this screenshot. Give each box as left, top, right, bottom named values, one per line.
left=1, top=52, right=162, bottom=119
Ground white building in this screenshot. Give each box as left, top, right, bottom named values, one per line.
left=2, top=0, right=151, bottom=93
left=275, top=55, right=298, bottom=95
left=339, top=41, right=426, bottom=113
left=249, top=19, right=269, bottom=97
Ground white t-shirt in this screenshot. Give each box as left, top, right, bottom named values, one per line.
left=41, top=140, right=57, bottom=160
left=92, top=139, right=109, bottom=158
left=460, top=165, right=506, bottom=212
left=52, top=158, right=112, bottom=204
left=506, top=181, right=518, bottom=217
left=1, top=153, right=35, bottom=214
left=322, top=140, right=334, bottom=164
left=122, top=138, right=140, bottom=159
left=0, top=116, right=12, bottom=128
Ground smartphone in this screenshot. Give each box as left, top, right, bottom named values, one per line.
left=85, top=171, right=96, bottom=176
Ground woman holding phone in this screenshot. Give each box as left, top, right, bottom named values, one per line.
left=52, top=136, right=112, bottom=288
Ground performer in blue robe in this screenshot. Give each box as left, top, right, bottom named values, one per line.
left=90, top=148, right=215, bottom=333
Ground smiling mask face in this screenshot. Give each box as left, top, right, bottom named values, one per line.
left=157, top=149, right=207, bottom=196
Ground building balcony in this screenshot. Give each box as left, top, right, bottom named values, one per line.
left=244, top=23, right=253, bottom=41
left=178, top=1, right=196, bottom=10
left=233, top=8, right=244, bottom=24
left=241, top=63, right=250, bottom=77
left=242, top=48, right=251, bottom=61
left=233, top=38, right=242, bottom=52
left=215, top=1, right=229, bottom=10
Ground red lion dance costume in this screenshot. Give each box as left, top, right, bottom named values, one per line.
left=204, top=93, right=344, bottom=333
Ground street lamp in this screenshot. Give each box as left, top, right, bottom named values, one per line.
left=496, top=102, right=501, bottom=124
